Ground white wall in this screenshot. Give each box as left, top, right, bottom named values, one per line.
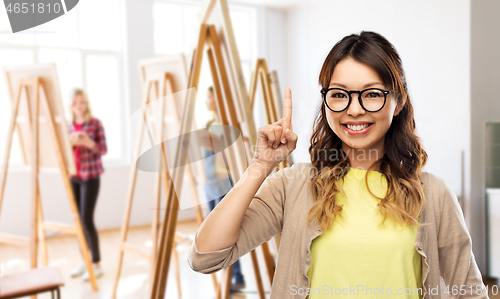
left=471, top=0, right=500, bottom=276
left=261, top=7, right=287, bottom=92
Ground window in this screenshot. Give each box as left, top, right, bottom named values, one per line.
left=153, top=0, right=257, bottom=129
left=0, top=0, right=126, bottom=167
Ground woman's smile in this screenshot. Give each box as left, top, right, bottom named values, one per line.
left=342, top=122, right=374, bottom=135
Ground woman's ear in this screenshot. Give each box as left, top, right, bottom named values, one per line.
left=394, top=96, right=406, bottom=117
left=394, top=105, right=402, bottom=117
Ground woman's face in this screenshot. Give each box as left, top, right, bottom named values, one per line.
left=325, top=57, right=400, bottom=155
left=72, top=94, right=87, bottom=117
left=206, top=90, right=216, bottom=112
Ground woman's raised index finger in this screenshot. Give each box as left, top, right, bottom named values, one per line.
left=281, top=87, right=292, bottom=143
left=283, top=87, right=292, bottom=120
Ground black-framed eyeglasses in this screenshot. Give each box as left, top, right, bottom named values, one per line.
left=320, top=87, right=394, bottom=112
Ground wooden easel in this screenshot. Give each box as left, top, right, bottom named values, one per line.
left=250, top=59, right=280, bottom=124
left=248, top=57, right=298, bottom=276
left=249, top=58, right=292, bottom=170
left=111, top=67, right=218, bottom=298
left=0, top=76, right=98, bottom=291
left=149, top=21, right=280, bottom=298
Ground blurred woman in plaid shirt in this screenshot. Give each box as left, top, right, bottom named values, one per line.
left=67, top=89, right=107, bottom=281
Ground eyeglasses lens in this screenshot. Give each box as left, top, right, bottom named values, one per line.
left=325, top=89, right=386, bottom=112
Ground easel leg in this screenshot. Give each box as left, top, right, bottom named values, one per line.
left=30, top=79, right=41, bottom=299
left=112, top=82, right=153, bottom=298
left=151, top=181, right=180, bottom=298
left=189, top=171, right=219, bottom=292
left=150, top=79, right=165, bottom=281
left=207, top=24, right=249, bottom=179
left=221, top=265, right=233, bottom=299
left=261, top=242, right=275, bottom=285
left=249, top=59, right=261, bottom=110
left=207, top=24, right=254, bottom=165
left=172, top=239, right=181, bottom=298
left=111, top=164, right=140, bottom=298
left=250, top=250, right=265, bottom=299
left=274, top=234, right=281, bottom=256
left=206, top=48, right=240, bottom=182
left=37, top=188, right=48, bottom=266
left=30, top=187, right=39, bottom=299
left=149, top=170, right=162, bottom=284
left=259, top=71, right=272, bottom=124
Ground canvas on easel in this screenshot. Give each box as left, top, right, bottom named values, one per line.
left=3, top=64, right=76, bottom=174
left=0, top=63, right=99, bottom=290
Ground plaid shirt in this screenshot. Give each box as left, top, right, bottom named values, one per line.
left=68, top=117, right=107, bottom=181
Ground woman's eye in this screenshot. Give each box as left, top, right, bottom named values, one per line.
left=331, top=93, right=346, bottom=98
left=366, top=92, right=382, bottom=98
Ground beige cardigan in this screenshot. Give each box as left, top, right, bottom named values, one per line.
left=187, top=163, right=489, bottom=299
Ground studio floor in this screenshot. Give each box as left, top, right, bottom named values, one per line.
left=1, top=218, right=499, bottom=299
left=0, top=219, right=269, bottom=299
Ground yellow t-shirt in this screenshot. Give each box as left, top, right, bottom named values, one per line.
left=306, top=167, right=422, bottom=299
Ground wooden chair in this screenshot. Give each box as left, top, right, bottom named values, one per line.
left=0, top=267, right=64, bottom=299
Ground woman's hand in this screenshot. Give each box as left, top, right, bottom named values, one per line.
left=70, top=131, right=83, bottom=146
left=71, top=131, right=96, bottom=149
left=252, top=87, right=298, bottom=171
left=79, top=132, right=96, bottom=149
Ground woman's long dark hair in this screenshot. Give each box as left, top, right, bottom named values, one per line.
left=307, top=31, right=429, bottom=231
